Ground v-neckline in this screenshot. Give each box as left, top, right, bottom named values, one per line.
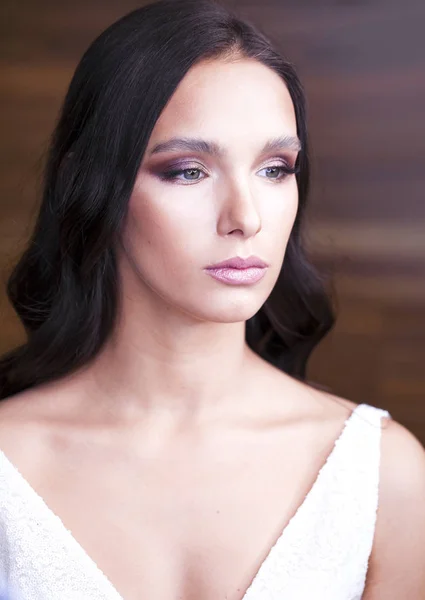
left=0, top=404, right=364, bottom=600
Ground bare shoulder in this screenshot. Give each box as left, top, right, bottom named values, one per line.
left=253, top=355, right=360, bottom=422
left=276, top=371, right=425, bottom=596
left=363, top=416, right=425, bottom=598
left=0, top=387, right=47, bottom=468
left=0, top=381, right=75, bottom=471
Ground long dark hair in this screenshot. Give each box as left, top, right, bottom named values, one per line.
left=0, top=0, right=335, bottom=400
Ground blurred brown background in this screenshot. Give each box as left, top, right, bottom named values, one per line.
left=1, top=0, right=424, bottom=442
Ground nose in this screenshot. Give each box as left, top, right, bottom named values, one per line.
left=216, top=180, right=262, bottom=238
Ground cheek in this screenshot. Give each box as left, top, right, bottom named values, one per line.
left=122, top=188, right=208, bottom=279
left=263, top=180, right=298, bottom=239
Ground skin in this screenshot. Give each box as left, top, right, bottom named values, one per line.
left=0, top=56, right=424, bottom=599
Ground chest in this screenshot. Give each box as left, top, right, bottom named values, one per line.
left=29, top=439, right=314, bottom=600
left=0, top=457, right=372, bottom=600
left=0, top=409, right=376, bottom=600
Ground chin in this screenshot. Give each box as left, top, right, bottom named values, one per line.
left=209, top=311, right=258, bottom=324
left=196, top=298, right=266, bottom=324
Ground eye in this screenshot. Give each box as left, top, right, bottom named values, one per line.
left=157, top=161, right=299, bottom=185
left=158, top=166, right=207, bottom=184
left=258, top=163, right=299, bottom=182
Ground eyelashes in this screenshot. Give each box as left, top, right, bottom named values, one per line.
left=157, top=162, right=300, bottom=185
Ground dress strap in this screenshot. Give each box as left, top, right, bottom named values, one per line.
left=242, top=402, right=392, bottom=599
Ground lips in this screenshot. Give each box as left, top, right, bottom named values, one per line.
left=206, top=256, right=269, bottom=270
left=204, top=255, right=268, bottom=285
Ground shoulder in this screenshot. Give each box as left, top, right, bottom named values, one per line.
left=0, top=382, right=73, bottom=471
left=0, top=390, right=46, bottom=471
left=364, top=416, right=425, bottom=598
left=250, top=353, right=360, bottom=423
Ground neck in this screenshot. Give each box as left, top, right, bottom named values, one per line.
left=79, top=283, right=258, bottom=425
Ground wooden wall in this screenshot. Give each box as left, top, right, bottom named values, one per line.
left=1, top=0, right=424, bottom=442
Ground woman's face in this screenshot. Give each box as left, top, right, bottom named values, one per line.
left=119, top=57, right=300, bottom=323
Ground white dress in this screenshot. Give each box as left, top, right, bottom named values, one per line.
left=0, top=402, right=390, bottom=600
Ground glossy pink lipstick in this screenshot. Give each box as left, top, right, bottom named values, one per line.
left=204, top=256, right=268, bottom=285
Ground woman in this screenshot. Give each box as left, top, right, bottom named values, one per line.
left=0, top=0, right=424, bottom=598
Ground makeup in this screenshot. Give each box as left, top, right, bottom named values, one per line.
left=204, top=256, right=268, bottom=285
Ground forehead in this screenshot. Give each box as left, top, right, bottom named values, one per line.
left=150, top=58, right=298, bottom=146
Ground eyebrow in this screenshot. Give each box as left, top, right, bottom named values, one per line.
left=148, top=134, right=302, bottom=157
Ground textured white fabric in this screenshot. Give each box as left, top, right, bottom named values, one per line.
left=0, top=402, right=390, bottom=600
